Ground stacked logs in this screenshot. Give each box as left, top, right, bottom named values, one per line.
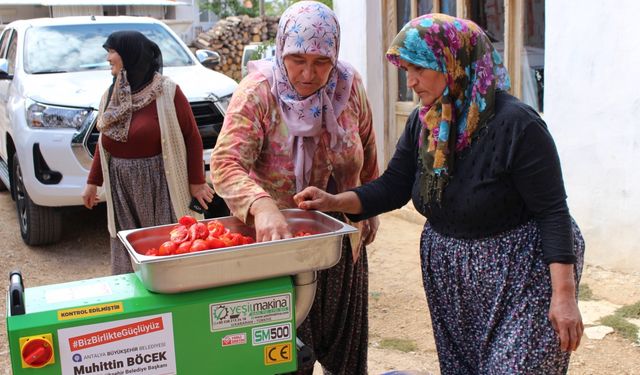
left=193, top=15, right=279, bottom=81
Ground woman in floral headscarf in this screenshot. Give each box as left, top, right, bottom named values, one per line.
left=296, top=14, right=585, bottom=374
left=210, top=1, right=378, bottom=373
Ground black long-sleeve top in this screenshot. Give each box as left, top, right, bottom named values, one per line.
left=349, top=91, right=576, bottom=264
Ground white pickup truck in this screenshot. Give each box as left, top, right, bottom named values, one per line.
left=0, top=16, right=237, bottom=245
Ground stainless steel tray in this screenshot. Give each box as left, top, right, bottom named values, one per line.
left=117, top=209, right=357, bottom=293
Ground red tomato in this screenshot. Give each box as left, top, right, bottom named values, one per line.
left=178, top=215, right=197, bottom=227
left=158, top=241, right=177, bottom=256
left=207, top=220, right=227, bottom=237
left=294, top=231, right=313, bottom=237
left=218, top=233, right=236, bottom=247
left=190, top=239, right=209, bottom=252
left=175, top=241, right=192, bottom=254
left=145, top=248, right=158, bottom=256
left=229, top=233, right=246, bottom=247
left=170, top=225, right=189, bottom=243
left=206, top=236, right=226, bottom=249
left=241, top=235, right=255, bottom=245
left=189, top=222, right=209, bottom=241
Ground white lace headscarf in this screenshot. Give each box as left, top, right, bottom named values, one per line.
left=248, top=1, right=355, bottom=191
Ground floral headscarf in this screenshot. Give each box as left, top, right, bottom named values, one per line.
left=248, top=1, right=354, bottom=192
left=386, top=14, right=511, bottom=204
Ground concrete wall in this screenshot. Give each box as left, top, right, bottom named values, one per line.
left=0, top=6, right=48, bottom=25
left=174, top=0, right=209, bottom=43
left=545, top=0, right=640, bottom=272
left=333, top=0, right=385, bottom=170
left=0, top=4, right=202, bottom=44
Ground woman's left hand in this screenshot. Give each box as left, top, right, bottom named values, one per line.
left=548, top=263, right=583, bottom=352
left=549, top=293, right=583, bottom=351
left=190, top=183, right=214, bottom=210
left=362, top=216, right=379, bottom=246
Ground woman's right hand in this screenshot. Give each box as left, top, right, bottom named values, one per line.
left=294, top=186, right=337, bottom=211
left=294, top=187, right=362, bottom=214
left=189, top=182, right=214, bottom=210
left=81, top=184, right=99, bottom=209
left=249, top=197, right=292, bottom=242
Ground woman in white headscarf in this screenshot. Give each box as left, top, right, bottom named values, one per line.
left=210, top=2, right=379, bottom=373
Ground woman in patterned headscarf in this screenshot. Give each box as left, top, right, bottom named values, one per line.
left=210, top=2, right=379, bottom=373
left=296, top=14, right=585, bottom=374
left=82, top=31, right=214, bottom=275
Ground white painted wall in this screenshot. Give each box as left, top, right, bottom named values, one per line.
left=0, top=6, right=48, bottom=24
left=0, top=4, right=200, bottom=44
left=173, top=0, right=199, bottom=42
left=545, top=0, right=640, bottom=272
left=174, top=0, right=218, bottom=45
left=334, top=0, right=385, bottom=169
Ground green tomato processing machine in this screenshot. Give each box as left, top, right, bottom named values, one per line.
left=6, top=209, right=356, bottom=374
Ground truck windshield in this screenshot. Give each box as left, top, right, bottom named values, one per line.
left=24, top=23, right=194, bottom=74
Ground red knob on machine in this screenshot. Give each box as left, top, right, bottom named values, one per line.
left=21, top=338, right=53, bottom=367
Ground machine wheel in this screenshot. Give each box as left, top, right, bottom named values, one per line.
left=12, top=153, right=62, bottom=245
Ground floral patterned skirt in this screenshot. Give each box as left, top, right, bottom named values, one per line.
left=109, top=154, right=175, bottom=275
left=420, top=220, right=585, bottom=375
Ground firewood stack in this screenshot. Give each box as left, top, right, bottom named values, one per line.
left=193, top=15, right=279, bottom=81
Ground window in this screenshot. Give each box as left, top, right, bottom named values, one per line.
left=0, top=28, right=12, bottom=57
left=384, top=0, right=546, bottom=164
left=470, top=0, right=545, bottom=112
left=523, top=0, right=545, bottom=111
left=103, top=6, right=126, bottom=16
left=4, top=29, right=16, bottom=75
left=23, top=23, right=193, bottom=74
left=395, top=0, right=459, bottom=103
left=469, top=0, right=504, bottom=42
left=396, top=0, right=413, bottom=102
left=418, top=0, right=434, bottom=16
left=438, top=0, right=456, bottom=16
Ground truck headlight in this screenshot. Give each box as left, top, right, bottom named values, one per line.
left=26, top=99, right=91, bottom=130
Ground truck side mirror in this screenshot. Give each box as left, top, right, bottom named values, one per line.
left=0, top=59, right=12, bottom=80
left=195, top=49, right=221, bottom=69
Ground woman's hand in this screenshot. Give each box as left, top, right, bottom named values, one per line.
left=362, top=216, right=379, bottom=245
left=549, top=263, right=583, bottom=352
left=294, top=187, right=362, bottom=214
left=190, top=183, right=214, bottom=210
left=81, top=184, right=99, bottom=209
left=294, top=186, right=336, bottom=211
left=250, top=197, right=291, bottom=242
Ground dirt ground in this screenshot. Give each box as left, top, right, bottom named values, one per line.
left=0, top=191, right=639, bottom=374
left=366, top=214, right=640, bottom=374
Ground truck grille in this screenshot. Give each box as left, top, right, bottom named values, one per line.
left=190, top=101, right=224, bottom=149
left=86, top=100, right=224, bottom=156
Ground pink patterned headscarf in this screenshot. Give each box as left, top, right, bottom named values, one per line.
left=248, top=1, right=355, bottom=192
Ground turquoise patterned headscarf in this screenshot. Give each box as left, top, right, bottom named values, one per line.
left=387, top=14, right=510, bottom=204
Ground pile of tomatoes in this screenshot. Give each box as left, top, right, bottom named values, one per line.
left=144, top=215, right=255, bottom=256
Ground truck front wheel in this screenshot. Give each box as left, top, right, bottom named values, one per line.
left=12, top=154, right=62, bottom=245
